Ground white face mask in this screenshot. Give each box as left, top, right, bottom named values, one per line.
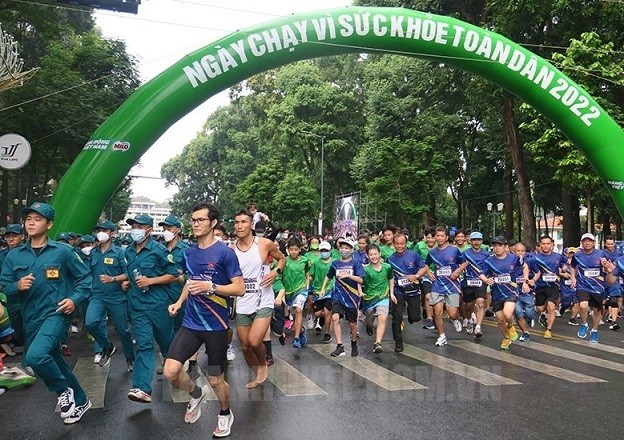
left=130, top=229, right=147, bottom=243
left=163, top=230, right=176, bottom=243
left=121, top=244, right=128, bottom=250
left=96, top=232, right=110, bottom=243
left=214, top=236, right=223, bottom=242
left=81, top=246, right=93, bottom=256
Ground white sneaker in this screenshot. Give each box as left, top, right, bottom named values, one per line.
left=127, top=388, right=152, bottom=403
left=185, top=385, right=209, bottom=424
left=554, top=309, right=562, bottom=317
left=435, top=335, right=448, bottom=347
left=213, top=410, right=234, bottom=438
left=93, top=353, right=102, bottom=364
left=453, top=319, right=463, bottom=332
left=70, top=325, right=79, bottom=334
left=306, top=315, right=315, bottom=330
left=58, top=387, right=76, bottom=418
left=471, top=312, right=477, bottom=322
left=226, top=345, right=235, bottom=362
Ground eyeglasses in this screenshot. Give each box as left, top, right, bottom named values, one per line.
left=190, top=218, right=211, bottom=224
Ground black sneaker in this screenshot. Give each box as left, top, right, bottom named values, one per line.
left=373, top=342, right=383, bottom=354
left=278, top=334, right=287, bottom=346
left=58, top=387, right=76, bottom=419
left=394, top=340, right=404, bottom=353
left=330, top=345, right=345, bottom=357
left=99, top=344, right=117, bottom=367
left=485, top=308, right=494, bottom=317
left=322, top=333, right=332, bottom=343
left=538, top=314, right=547, bottom=327
left=64, top=400, right=92, bottom=425
left=366, top=325, right=373, bottom=336
left=351, top=342, right=358, bottom=357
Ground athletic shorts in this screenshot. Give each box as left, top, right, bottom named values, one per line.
left=462, top=286, right=487, bottom=303
left=577, top=290, right=605, bottom=310
left=235, top=307, right=273, bottom=326
left=492, top=297, right=517, bottom=313
left=313, top=298, right=332, bottom=313
left=429, top=292, right=460, bottom=308
left=286, top=292, right=307, bottom=310
left=420, top=281, right=432, bottom=295
left=535, top=287, right=560, bottom=307
left=167, top=327, right=228, bottom=376
left=331, top=300, right=358, bottom=323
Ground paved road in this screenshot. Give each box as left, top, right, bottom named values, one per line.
left=2, top=314, right=623, bottom=439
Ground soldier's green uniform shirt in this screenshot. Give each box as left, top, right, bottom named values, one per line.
left=124, top=238, right=178, bottom=310
left=166, top=240, right=189, bottom=302
left=90, top=244, right=128, bottom=303
left=0, top=240, right=92, bottom=334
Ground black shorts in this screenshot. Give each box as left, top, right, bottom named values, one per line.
left=462, top=286, right=487, bottom=303
left=535, top=287, right=560, bottom=307
left=577, top=290, right=605, bottom=310
left=420, top=281, right=432, bottom=295
left=271, top=303, right=286, bottom=335
left=492, top=298, right=517, bottom=313
left=167, top=327, right=229, bottom=376
left=313, top=298, right=332, bottom=313
left=331, top=300, right=358, bottom=323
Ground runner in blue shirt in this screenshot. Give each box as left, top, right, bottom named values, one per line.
left=511, top=242, right=535, bottom=341
left=602, top=236, right=622, bottom=329
left=571, top=233, right=608, bottom=344
left=560, top=247, right=580, bottom=325
left=164, top=202, right=244, bottom=437
left=425, top=226, right=464, bottom=347
left=454, top=231, right=489, bottom=338
left=320, top=238, right=364, bottom=357
left=480, top=236, right=529, bottom=350
left=387, top=233, right=428, bottom=352
left=527, top=235, right=567, bottom=339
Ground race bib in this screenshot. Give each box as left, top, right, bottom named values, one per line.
left=436, top=267, right=452, bottom=277
left=542, top=274, right=558, bottom=282
left=516, top=276, right=525, bottom=284
left=244, top=277, right=259, bottom=294
left=584, top=269, right=600, bottom=278
left=397, top=276, right=412, bottom=287
left=494, top=274, right=511, bottom=284
left=337, top=268, right=353, bottom=277
left=467, top=279, right=482, bottom=287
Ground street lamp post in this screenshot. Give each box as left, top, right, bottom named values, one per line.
left=486, top=202, right=504, bottom=238
left=301, top=130, right=326, bottom=235
left=535, top=214, right=542, bottom=239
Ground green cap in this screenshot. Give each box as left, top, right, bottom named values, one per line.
left=126, top=213, right=154, bottom=227
left=96, top=219, right=116, bottom=231
left=21, top=202, right=55, bottom=221
left=4, top=224, right=23, bottom=235
left=158, top=214, right=181, bottom=228
left=56, top=232, right=71, bottom=242
left=80, top=234, right=95, bottom=244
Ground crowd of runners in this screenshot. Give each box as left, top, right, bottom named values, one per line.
left=1, top=200, right=622, bottom=438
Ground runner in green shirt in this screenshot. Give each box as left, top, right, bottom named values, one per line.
left=309, top=241, right=335, bottom=342
left=362, top=244, right=394, bottom=354
left=282, top=239, right=310, bottom=348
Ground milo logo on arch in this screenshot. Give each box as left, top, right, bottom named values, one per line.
left=112, top=141, right=130, bottom=151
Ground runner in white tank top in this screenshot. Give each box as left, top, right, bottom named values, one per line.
left=233, top=210, right=285, bottom=389
left=235, top=237, right=274, bottom=314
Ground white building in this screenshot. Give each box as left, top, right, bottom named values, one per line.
left=118, top=198, right=170, bottom=234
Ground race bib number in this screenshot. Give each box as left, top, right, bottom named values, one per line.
left=337, top=268, right=353, bottom=277
left=436, top=267, right=452, bottom=277
left=584, top=269, right=600, bottom=278
left=244, top=278, right=259, bottom=294
left=494, top=274, right=511, bottom=284
left=397, top=276, right=412, bottom=287
left=542, top=274, right=558, bottom=282
left=467, top=279, right=482, bottom=287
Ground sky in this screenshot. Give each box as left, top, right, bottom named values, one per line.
left=95, top=0, right=350, bottom=203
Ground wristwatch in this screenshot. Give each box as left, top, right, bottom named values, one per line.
left=276, top=267, right=283, bottom=275
left=210, top=282, right=217, bottom=295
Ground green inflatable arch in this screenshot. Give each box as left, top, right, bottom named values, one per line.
left=50, top=6, right=624, bottom=234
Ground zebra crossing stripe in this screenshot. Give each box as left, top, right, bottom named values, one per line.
left=450, top=341, right=607, bottom=383
left=400, top=343, right=521, bottom=386
left=266, top=356, right=327, bottom=396
left=72, top=357, right=110, bottom=409
left=520, top=341, right=624, bottom=373
left=565, top=339, right=624, bottom=357
left=310, top=344, right=427, bottom=391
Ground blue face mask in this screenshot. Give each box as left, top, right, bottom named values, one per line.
left=130, top=229, right=147, bottom=243
left=320, top=251, right=331, bottom=259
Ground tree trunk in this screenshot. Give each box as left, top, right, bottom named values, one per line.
left=501, top=95, right=535, bottom=244
left=424, top=191, right=436, bottom=227
left=503, top=163, right=514, bottom=238
left=0, top=170, right=8, bottom=227
left=562, top=188, right=580, bottom=246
